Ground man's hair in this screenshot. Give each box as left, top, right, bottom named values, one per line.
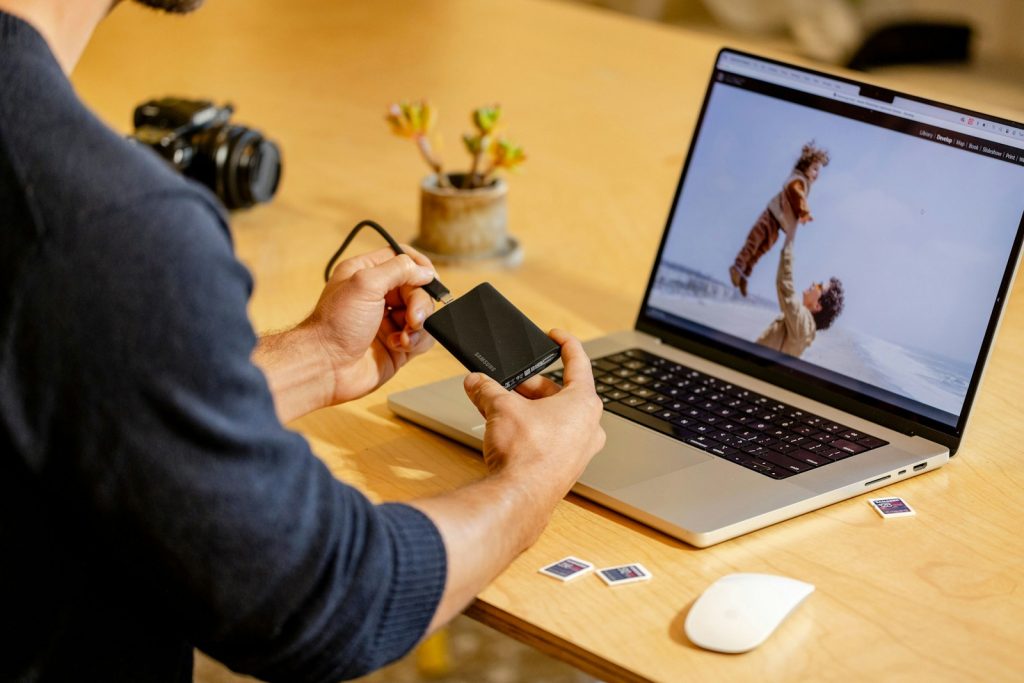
left=813, top=277, right=844, bottom=330
left=795, top=141, right=830, bottom=173
left=131, top=0, right=205, bottom=13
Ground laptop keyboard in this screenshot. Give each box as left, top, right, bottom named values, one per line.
left=545, top=348, right=888, bottom=480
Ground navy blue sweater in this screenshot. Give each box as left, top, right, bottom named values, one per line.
left=0, top=12, right=446, bottom=682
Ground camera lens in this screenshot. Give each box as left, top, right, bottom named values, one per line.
left=190, top=124, right=282, bottom=210
left=224, top=128, right=281, bottom=210
left=131, top=99, right=283, bottom=210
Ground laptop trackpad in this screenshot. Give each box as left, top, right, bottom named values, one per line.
left=578, top=413, right=711, bottom=491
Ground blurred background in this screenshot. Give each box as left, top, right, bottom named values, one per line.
left=190, top=1, right=1022, bottom=681
left=575, top=0, right=1024, bottom=111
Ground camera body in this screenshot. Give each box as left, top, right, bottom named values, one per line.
left=131, top=98, right=281, bottom=210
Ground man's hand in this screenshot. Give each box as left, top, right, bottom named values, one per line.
left=254, top=246, right=437, bottom=421
left=410, top=329, right=606, bottom=633
left=463, top=329, right=606, bottom=513
left=303, top=246, right=439, bottom=405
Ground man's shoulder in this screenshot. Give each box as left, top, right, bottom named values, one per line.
left=12, top=112, right=226, bottom=242
left=0, top=41, right=226, bottom=245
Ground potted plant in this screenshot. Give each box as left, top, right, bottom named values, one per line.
left=386, top=101, right=526, bottom=264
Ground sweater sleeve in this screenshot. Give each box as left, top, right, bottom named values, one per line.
left=776, top=240, right=801, bottom=325
left=20, top=192, right=447, bottom=682
left=775, top=240, right=816, bottom=349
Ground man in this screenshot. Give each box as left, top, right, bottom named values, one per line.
left=756, top=223, right=845, bottom=358
left=0, top=1, right=605, bottom=681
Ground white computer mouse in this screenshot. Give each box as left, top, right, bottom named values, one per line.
left=684, top=573, right=815, bottom=653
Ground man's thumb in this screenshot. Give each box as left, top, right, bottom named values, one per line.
left=463, top=373, right=507, bottom=417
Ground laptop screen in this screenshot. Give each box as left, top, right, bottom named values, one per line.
left=640, top=49, right=1024, bottom=435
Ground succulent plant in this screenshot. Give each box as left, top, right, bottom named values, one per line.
left=386, top=101, right=526, bottom=189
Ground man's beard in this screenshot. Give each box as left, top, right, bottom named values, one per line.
left=131, top=0, right=205, bottom=13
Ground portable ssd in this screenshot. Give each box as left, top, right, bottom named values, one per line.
left=424, top=282, right=561, bottom=390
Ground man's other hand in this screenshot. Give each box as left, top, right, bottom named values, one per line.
left=305, top=246, right=438, bottom=404
left=463, top=329, right=606, bottom=510
left=409, top=329, right=605, bottom=634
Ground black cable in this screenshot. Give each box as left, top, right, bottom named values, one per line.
left=324, top=219, right=452, bottom=303
left=323, top=220, right=400, bottom=281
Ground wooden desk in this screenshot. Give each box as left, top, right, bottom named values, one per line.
left=75, top=1, right=1024, bottom=680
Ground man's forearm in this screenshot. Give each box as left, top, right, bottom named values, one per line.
left=253, top=325, right=335, bottom=423
left=777, top=242, right=796, bottom=294
left=776, top=240, right=804, bottom=323
left=410, top=470, right=558, bottom=633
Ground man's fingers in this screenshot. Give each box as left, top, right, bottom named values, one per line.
left=330, top=247, right=439, bottom=326
left=463, top=373, right=514, bottom=418
left=400, top=243, right=434, bottom=269
left=549, top=329, right=595, bottom=391
left=385, top=282, right=434, bottom=330
left=331, top=247, right=406, bottom=281
left=331, top=246, right=437, bottom=282
left=348, top=254, right=435, bottom=300
left=398, top=245, right=440, bottom=323
left=515, top=375, right=561, bottom=400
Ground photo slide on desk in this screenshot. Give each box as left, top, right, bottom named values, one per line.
left=648, top=83, right=1024, bottom=418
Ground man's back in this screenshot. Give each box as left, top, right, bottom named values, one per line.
left=1, top=14, right=217, bottom=678
left=1, top=12, right=446, bottom=681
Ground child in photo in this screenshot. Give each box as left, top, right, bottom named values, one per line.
left=730, top=142, right=830, bottom=296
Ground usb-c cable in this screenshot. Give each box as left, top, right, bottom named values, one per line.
left=324, top=219, right=453, bottom=303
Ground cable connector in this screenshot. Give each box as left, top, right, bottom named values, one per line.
left=423, top=278, right=453, bottom=304
left=325, top=219, right=454, bottom=304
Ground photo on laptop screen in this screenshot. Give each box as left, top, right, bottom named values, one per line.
left=644, top=51, right=1024, bottom=429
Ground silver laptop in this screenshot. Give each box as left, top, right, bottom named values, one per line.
left=389, top=48, right=1024, bottom=547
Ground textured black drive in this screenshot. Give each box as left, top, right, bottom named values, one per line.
left=424, top=282, right=561, bottom=390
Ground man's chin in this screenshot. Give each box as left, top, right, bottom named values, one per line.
left=130, top=0, right=205, bottom=13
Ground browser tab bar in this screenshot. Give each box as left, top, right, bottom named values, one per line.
left=716, top=52, right=858, bottom=97
left=716, top=52, right=1024, bottom=149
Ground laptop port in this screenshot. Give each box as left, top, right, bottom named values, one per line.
left=898, top=470, right=906, bottom=475
left=865, top=474, right=892, bottom=486
left=914, top=462, right=927, bottom=472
